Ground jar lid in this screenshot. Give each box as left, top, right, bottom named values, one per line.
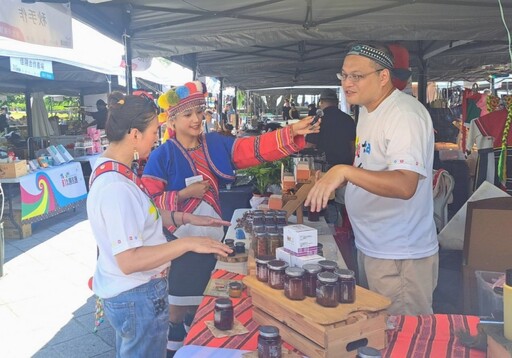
left=357, top=346, right=382, bottom=357
left=317, top=271, right=338, bottom=283
left=224, top=239, right=234, bottom=244
left=215, top=298, right=233, bottom=308
left=334, top=268, right=355, bottom=279
left=235, top=241, right=245, bottom=247
left=285, top=267, right=305, bottom=277
left=229, top=281, right=242, bottom=290
left=318, top=260, right=338, bottom=270
left=255, top=255, right=274, bottom=264
left=276, top=210, right=287, bottom=216
left=267, top=259, right=288, bottom=270
left=268, top=232, right=280, bottom=237
left=255, top=232, right=267, bottom=237
left=259, top=325, right=280, bottom=338
left=303, top=263, right=322, bottom=274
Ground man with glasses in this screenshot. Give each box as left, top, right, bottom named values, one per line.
left=306, top=43, right=438, bottom=315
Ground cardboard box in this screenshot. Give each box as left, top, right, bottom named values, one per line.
left=283, top=224, right=317, bottom=255
left=0, top=160, right=28, bottom=179
left=462, top=197, right=512, bottom=314
left=3, top=210, right=32, bottom=239
left=291, top=253, right=324, bottom=268
left=275, top=247, right=292, bottom=266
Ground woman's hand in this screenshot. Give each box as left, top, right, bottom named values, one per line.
left=185, top=214, right=231, bottom=227
left=184, top=236, right=233, bottom=257
left=179, top=180, right=210, bottom=199
left=290, top=116, right=321, bottom=136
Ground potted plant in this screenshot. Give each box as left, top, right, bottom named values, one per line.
left=238, top=157, right=291, bottom=196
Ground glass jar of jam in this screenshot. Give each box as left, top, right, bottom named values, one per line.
left=214, top=298, right=234, bottom=330
left=253, top=224, right=265, bottom=235
left=255, top=256, right=272, bottom=282
left=318, top=259, right=338, bottom=273
left=268, top=232, right=280, bottom=257
left=303, top=263, right=322, bottom=297
left=235, top=241, right=246, bottom=254
left=284, top=267, right=305, bottom=300
left=334, top=268, right=356, bottom=303
left=267, top=259, right=288, bottom=289
left=228, top=281, right=243, bottom=298
left=255, top=232, right=268, bottom=257
left=257, top=325, right=282, bottom=358
left=253, top=211, right=265, bottom=224
left=264, top=213, right=276, bottom=226
left=224, top=238, right=235, bottom=246
left=316, top=272, right=339, bottom=307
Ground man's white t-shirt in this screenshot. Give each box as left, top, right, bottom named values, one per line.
left=87, top=157, right=169, bottom=298
left=345, top=89, right=438, bottom=259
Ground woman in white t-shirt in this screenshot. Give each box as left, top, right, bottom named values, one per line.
left=87, top=91, right=232, bottom=358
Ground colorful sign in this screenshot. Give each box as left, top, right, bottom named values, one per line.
left=0, top=0, right=72, bottom=48
left=20, top=162, right=87, bottom=223
left=10, top=57, right=54, bottom=79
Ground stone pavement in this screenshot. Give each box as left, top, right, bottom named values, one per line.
left=0, top=205, right=116, bottom=358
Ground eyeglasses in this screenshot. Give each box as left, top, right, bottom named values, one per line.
left=336, top=69, right=384, bottom=83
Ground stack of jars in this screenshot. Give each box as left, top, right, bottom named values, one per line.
left=255, top=258, right=357, bottom=308
left=253, top=210, right=287, bottom=258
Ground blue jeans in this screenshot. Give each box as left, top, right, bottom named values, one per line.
left=103, top=278, right=169, bottom=358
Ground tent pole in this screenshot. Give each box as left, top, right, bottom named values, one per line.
left=218, top=77, right=224, bottom=130
left=123, top=33, right=133, bottom=95
left=417, top=43, right=428, bottom=105
left=122, top=5, right=133, bottom=94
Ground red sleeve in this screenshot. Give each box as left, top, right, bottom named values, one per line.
left=141, top=176, right=179, bottom=212
left=232, top=126, right=305, bottom=169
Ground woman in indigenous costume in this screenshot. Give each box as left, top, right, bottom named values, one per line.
left=142, top=81, right=320, bottom=353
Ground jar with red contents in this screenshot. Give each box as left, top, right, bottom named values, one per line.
left=303, top=263, right=322, bottom=297
left=284, top=267, right=305, bottom=300
left=267, top=259, right=288, bottom=290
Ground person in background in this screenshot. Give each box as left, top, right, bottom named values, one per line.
left=305, top=43, right=438, bottom=315
left=282, top=98, right=291, bottom=122
left=83, top=99, right=108, bottom=129
left=305, top=88, right=356, bottom=224
left=87, top=91, right=231, bottom=357
left=0, top=105, right=10, bottom=133
left=203, top=108, right=216, bottom=133
left=307, top=102, right=317, bottom=116
left=290, top=103, right=300, bottom=119
left=142, top=80, right=320, bottom=354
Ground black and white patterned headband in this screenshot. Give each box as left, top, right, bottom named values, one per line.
left=347, top=44, right=394, bottom=69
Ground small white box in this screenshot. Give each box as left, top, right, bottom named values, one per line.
left=291, top=254, right=325, bottom=268
left=275, top=247, right=292, bottom=266
left=283, top=224, right=318, bottom=255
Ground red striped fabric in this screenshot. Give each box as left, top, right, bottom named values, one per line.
left=189, top=148, right=221, bottom=216
left=185, top=270, right=485, bottom=358
left=382, top=314, right=485, bottom=358
left=184, top=270, right=299, bottom=353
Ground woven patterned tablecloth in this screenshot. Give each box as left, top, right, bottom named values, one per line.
left=185, top=270, right=486, bottom=358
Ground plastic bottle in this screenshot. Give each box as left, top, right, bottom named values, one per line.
left=504, top=269, right=512, bottom=340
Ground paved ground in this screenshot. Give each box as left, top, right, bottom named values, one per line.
left=0, top=205, right=116, bottom=358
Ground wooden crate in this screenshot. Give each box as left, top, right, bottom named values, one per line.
left=243, top=275, right=391, bottom=358
left=3, top=210, right=32, bottom=239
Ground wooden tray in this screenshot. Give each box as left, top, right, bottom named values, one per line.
left=243, top=275, right=391, bottom=357
left=243, top=275, right=390, bottom=324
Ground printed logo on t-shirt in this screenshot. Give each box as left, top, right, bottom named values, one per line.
left=149, top=202, right=160, bottom=221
